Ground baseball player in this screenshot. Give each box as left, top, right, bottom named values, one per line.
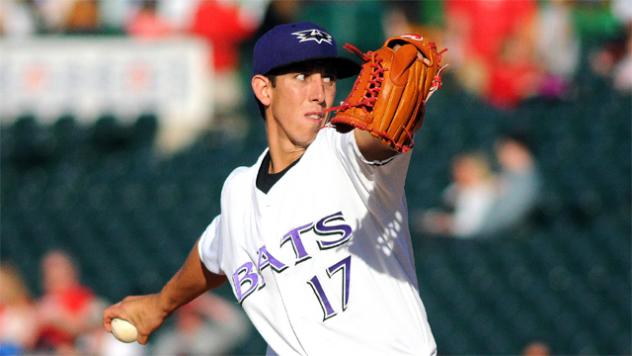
left=104, top=22, right=440, bottom=355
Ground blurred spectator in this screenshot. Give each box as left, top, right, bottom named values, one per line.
left=189, top=0, right=257, bottom=116
left=589, top=33, right=628, bottom=78
left=99, top=0, right=133, bottom=31
left=35, top=250, right=105, bottom=354
left=580, top=0, right=630, bottom=89
left=151, top=292, right=249, bottom=355
left=613, top=0, right=632, bottom=26
left=417, top=153, right=496, bottom=238
left=0, top=0, right=38, bottom=38
left=383, top=2, right=420, bottom=38
left=382, top=2, right=443, bottom=46
left=63, top=0, right=100, bottom=34
left=417, top=133, right=540, bottom=239
left=445, top=0, right=537, bottom=63
left=607, top=0, right=632, bottom=92
left=535, top=0, right=580, bottom=99
left=487, top=32, right=543, bottom=108
left=34, top=0, right=75, bottom=33
left=155, top=0, right=197, bottom=32
left=612, top=27, right=632, bottom=92
left=478, top=133, right=541, bottom=235
left=444, top=0, right=541, bottom=108
left=126, top=0, right=173, bottom=39
left=0, top=264, right=39, bottom=354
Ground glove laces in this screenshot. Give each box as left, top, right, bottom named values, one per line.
left=325, top=43, right=385, bottom=115
left=426, top=45, right=448, bottom=103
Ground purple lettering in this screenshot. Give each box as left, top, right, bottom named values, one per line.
left=257, top=245, right=289, bottom=287
left=314, top=211, right=353, bottom=249
left=307, top=275, right=337, bottom=321
left=232, top=262, right=259, bottom=303
left=281, top=222, right=314, bottom=264
left=327, top=255, right=351, bottom=311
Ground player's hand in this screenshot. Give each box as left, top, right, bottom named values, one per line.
left=103, top=293, right=168, bottom=345
left=328, top=34, right=446, bottom=153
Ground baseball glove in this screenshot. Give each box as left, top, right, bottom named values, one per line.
left=327, top=34, right=446, bottom=153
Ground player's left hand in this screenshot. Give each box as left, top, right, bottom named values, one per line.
left=327, top=34, right=447, bottom=153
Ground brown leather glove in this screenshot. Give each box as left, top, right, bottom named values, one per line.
left=328, top=34, right=446, bottom=153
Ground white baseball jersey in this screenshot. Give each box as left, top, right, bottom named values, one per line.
left=198, top=128, right=436, bottom=355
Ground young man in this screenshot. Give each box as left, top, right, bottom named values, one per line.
left=104, top=22, right=437, bottom=355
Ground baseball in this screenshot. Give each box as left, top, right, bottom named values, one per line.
left=111, top=318, right=138, bottom=343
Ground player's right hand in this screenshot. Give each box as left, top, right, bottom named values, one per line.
left=103, top=293, right=169, bottom=345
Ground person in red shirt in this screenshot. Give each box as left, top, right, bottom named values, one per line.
left=445, top=0, right=542, bottom=108
left=36, top=250, right=104, bottom=353
left=126, top=0, right=174, bottom=39
left=189, top=0, right=256, bottom=73
left=189, top=0, right=257, bottom=116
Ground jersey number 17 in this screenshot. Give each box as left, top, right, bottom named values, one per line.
left=307, top=255, right=351, bottom=321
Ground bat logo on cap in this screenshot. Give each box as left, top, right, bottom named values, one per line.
left=291, top=29, right=333, bottom=45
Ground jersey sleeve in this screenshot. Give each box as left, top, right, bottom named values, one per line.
left=197, top=214, right=224, bottom=275
left=331, top=129, right=411, bottom=202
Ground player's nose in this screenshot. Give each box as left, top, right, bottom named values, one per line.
left=308, top=74, right=326, bottom=105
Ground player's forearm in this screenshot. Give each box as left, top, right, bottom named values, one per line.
left=158, top=241, right=226, bottom=315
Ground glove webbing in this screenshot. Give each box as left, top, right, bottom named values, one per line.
left=325, top=43, right=385, bottom=115
left=325, top=40, right=447, bottom=153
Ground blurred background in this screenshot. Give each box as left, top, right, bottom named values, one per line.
left=0, top=0, right=630, bottom=355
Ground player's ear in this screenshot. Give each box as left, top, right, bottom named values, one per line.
left=252, top=75, right=272, bottom=106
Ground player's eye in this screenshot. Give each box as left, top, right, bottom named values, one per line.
left=323, top=72, right=336, bottom=84
left=295, top=73, right=306, bottom=81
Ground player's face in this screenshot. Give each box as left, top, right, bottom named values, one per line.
left=267, top=64, right=336, bottom=149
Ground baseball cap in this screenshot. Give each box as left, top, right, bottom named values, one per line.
left=252, top=22, right=360, bottom=79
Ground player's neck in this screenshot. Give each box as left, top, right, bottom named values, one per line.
left=266, top=142, right=304, bottom=174
left=264, top=116, right=309, bottom=173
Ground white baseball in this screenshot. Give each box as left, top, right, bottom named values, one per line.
left=111, top=318, right=138, bottom=343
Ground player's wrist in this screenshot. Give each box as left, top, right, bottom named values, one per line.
left=155, top=291, right=177, bottom=318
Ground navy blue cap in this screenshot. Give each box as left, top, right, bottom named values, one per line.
left=252, top=22, right=360, bottom=79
